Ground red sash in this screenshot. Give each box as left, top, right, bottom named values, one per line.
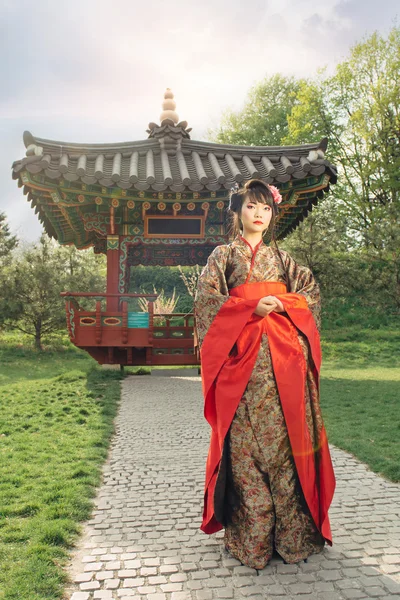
left=200, top=281, right=335, bottom=546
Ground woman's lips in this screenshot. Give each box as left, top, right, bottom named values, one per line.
left=253, top=221, right=263, bottom=224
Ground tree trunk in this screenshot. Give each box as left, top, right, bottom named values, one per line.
left=395, top=262, right=400, bottom=310
left=35, top=318, right=42, bottom=351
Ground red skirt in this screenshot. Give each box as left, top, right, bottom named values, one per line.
left=199, top=281, right=335, bottom=545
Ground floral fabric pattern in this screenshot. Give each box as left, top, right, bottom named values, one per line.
left=194, top=236, right=328, bottom=568
left=223, top=332, right=325, bottom=568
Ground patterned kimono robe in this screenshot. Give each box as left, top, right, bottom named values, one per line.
left=194, top=235, right=336, bottom=568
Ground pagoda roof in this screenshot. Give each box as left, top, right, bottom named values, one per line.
left=11, top=88, right=338, bottom=249
left=12, top=129, right=337, bottom=192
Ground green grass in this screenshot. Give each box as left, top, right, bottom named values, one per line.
left=319, top=326, right=400, bottom=483
left=320, top=366, right=400, bottom=482
left=0, top=326, right=399, bottom=599
left=0, top=332, right=124, bottom=600
left=321, top=326, right=400, bottom=367
left=0, top=331, right=94, bottom=385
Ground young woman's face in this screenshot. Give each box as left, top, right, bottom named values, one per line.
left=240, top=197, right=273, bottom=235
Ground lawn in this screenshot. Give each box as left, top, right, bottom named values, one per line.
left=0, top=326, right=399, bottom=599
left=321, top=366, right=400, bottom=482
left=320, top=325, right=400, bottom=483
left=0, top=333, right=124, bottom=600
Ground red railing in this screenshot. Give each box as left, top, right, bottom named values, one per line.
left=60, top=291, right=199, bottom=365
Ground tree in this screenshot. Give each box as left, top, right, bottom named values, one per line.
left=207, top=74, right=304, bottom=146
left=129, top=265, right=196, bottom=313
left=0, top=213, right=18, bottom=326
left=284, top=27, right=400, bottom=308
left=0, top=212, right=18, bottom=260
left=281, top=196, right=349, bottom=276
left=205, top=28, right=400, bottom=315
left=1, top=235, right=105, bottom=350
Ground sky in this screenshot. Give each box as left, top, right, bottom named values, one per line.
left=1, top=0, right=398, bottom=242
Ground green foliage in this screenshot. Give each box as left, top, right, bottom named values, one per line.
left=207, top=73, right=303, bottom=146
left=320, top=251, right=400, bottom=327
left=0, top=212, right=18, bottom=260
left=283, top=28, right=400, bottom=308
left=0, top=235, right=106, bottom=349
left=207, top=26, right=400, bottom=318
left=129, top=264, right=195, bottom=314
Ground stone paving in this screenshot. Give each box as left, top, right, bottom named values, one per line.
left=65, top=369, right=400, bottom=600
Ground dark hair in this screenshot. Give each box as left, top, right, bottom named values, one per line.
left=227, top=179, right=291, bottom=292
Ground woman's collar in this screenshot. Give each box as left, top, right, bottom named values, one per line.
left=232, top=235, right=266, bottom=255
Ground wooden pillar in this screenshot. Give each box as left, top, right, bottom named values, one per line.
left=106, top=235, right=120, bottom=311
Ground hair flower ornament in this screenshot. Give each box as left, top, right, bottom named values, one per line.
left=268, top=185, right=282, bottom=204
left=229, top=181, right=282, bottom=206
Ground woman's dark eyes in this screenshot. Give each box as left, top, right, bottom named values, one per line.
left=247, top=205, right=270, bottom=210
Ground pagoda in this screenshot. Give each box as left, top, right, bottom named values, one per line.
left=11, top=88, right=337, bottom=366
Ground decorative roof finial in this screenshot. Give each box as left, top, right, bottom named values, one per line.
left=160, top=88, right=179, bottom=125
left=146, top=89, right=192, bottom=147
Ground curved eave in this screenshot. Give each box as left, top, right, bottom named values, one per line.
left=13, top=130, right=338, bottom=247
left=276, top=183, right=333, bottom=240
left=12, top=131, right=337, bottom=193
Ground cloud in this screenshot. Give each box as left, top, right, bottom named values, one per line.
left=335, top=0, right=398, bottom=34
left=1, top=0, right=399, bottom=240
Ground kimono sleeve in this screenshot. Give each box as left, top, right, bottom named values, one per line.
left=193, top=245, right=231, bottom=350
left=281, top=250, right=322, bottom=333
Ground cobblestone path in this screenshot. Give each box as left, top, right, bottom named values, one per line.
left=65, top=369, right=400, bottom=600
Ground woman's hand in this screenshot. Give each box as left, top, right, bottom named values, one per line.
left=272, top=296, right=285, bottom=312
left=254, top=295, right=285, bottom=317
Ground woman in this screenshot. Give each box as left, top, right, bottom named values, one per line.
left=193, top=179, right=336, bottom=569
